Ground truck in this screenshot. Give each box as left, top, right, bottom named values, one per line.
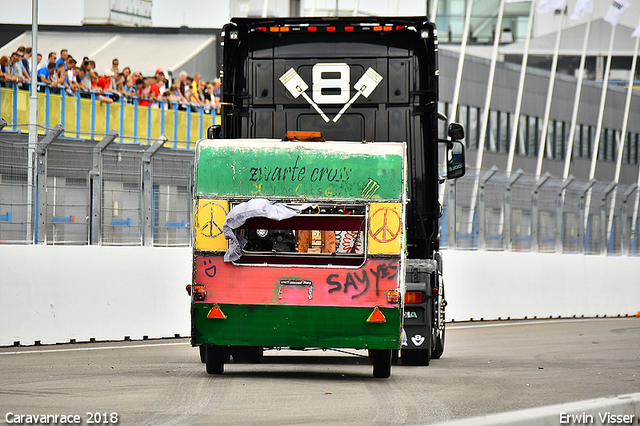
left=189, top=16, right=466, bottom=378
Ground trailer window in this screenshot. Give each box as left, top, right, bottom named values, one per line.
left=234, top=203, right=366, bottom=267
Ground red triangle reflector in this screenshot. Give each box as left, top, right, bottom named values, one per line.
left=366, top=306, right=386, bottom=323
left=207, top=305, right=227, bottom=320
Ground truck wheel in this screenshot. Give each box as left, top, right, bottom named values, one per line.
left=205, top=345, right=224, bottom=374
left=372, top=349, right=392, bottom=378
left=432, top=327, right=445, bottom=359
left=199, top=345, right=206, bottom=363
left=401, top=347, right=431, bottom=366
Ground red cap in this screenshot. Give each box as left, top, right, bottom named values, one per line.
left=156, top=68, right=164, bottom=74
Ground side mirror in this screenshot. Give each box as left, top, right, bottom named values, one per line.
left=447, top=141, right=466, bottom=179
left=448, top=122, right=464, bottom=141
left=207, top=125, right=221, bottom=139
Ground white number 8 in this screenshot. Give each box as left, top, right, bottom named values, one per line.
left=312, top=63, right=350, bottom=104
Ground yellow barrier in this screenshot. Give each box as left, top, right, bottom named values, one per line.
left=0, top=86, right=220, bottom=147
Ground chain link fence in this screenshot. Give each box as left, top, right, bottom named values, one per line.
left=0, top=131, right=193, bottom=246
left=443, top=169, right=640, bottom=256
left=2, top=129, right=639, bottom=254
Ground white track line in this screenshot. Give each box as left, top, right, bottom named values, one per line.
left=450, top=317, right=632, bottom=329
left=0, top=342, right=189, bottom=356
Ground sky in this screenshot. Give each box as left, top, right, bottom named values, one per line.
left=1, top=0, right=427, bottom=29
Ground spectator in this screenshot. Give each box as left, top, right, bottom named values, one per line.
left=212, top=79, right=221, bottom=112
left=178, top=70, right=188, bottom=98
left=122, top=66, right=131, bottom=81
left=36, top=53, right=42, bottom=69
left=155, top=69, right=168, bottom=92
left=143, top=76, right=160, bottom=104
left=136, top=78, right=149, bottom=107
left=196, top=79, right=207, bottom=106
left=111, top=58, right=119, bottom=75
left=97, top=69, right=115, bottom=92
left=37, top=62, right=56, bottom=85
left=75, top=67, right=89, bottom=92
left=41, top=52, right=57, bottom=71
left=21, top=47, right=33, bottom=78
left=55, top=62, right=68, bottom=91
left=192, top=73, right=201, bottom=93
left=8, top=52, right=27, bottom=82
left=55, top=49, right=69, bottom=70
left=0, top=55, right=11, bottom=82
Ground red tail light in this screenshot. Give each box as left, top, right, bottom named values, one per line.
left=405, top=291, right=423, bottom=304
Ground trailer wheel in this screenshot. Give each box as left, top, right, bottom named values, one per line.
left=199, top=345, right=206, bottom=363
left=372, top=349, right=392, bottom=378
left=205, top=345, right=224, bottom=374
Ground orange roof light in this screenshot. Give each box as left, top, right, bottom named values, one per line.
left=283, top=131, right=325, bottom=142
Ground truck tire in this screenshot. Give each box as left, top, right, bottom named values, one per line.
left=205, top=345, right=225, bottom=374
left=372, top=349, right=392, bottom=378
left=199, top=345, right=206, bottom=363
left=432, top=327, right=445, bottom=359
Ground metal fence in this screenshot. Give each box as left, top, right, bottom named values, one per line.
left=0, top=130, right=193, bottom=246
left=2, top=127, right=639, bottom=254
left=443, top=168, right=640, bottom=255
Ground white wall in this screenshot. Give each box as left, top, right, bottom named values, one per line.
left=1, top=246, right=639, bottom=346
left=442, top=250, right=640, bottom=321
left=0, top=246, right=191, bottom=346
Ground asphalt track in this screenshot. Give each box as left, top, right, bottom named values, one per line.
left=1, top=318, right=638, bottom=425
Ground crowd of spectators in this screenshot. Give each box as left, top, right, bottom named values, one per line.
left=0, top=47, right=221, bottom=114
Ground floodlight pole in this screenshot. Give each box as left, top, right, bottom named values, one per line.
left=28, top=0, right=39, bottom=242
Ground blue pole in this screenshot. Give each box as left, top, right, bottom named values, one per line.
left=133, top=96, right=138, bottom=143
left=12, top=81, right=18, bottom=130
left=44, top=85, right=50, bottom=130
left=90, top=91, right=96, bottom=140
left=199, top=106, right=204, bottom=141
left=119, top=96, right=124, bottom=142
left=172, top=101, right=178, bottom=148
left=105, top=100, right=110, bottom=134
left=60, top=88, right=65, bottom=137
left=76, top=91, right=81, bottom=138
left=147, top=102, right=152, bottom=144
left=159, top=100, right=165, bottom=137
left=186, top=104, right=191, bottom=150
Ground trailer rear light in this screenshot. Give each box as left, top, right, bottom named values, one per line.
left=433, top=287, right=439, bottom=294
left=192, top=285, right=206, bottom=301
left=405, top=291, right=423, bottom=304
left=386, top=290, right=399, bottom=303
left=326, top=26, right=336, bottom=31
left=345, top=26, right=354, bottom=31
left=186, top=284, right=192, bottom=295
left=308, top=26, right=317, bottom=31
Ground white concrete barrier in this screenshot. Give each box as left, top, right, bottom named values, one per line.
left=433, top=392, right=640, bottom=426
left=441, top=251, right=640, bottom=322
left=1, top=246, right=639, bottom=346
left=0, top=246, right=191, bottom=346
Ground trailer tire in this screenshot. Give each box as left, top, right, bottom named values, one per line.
left=372, top=349, right=392, bottom=378
left=205, top=345, right=225, bottom=374
left=199, top=345, right=206, bottom=363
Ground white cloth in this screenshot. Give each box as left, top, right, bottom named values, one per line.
left=223, top=199, right=311, bottom=262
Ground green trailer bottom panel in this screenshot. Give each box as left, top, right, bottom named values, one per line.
left=191, top=304, right=401, bottom=350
